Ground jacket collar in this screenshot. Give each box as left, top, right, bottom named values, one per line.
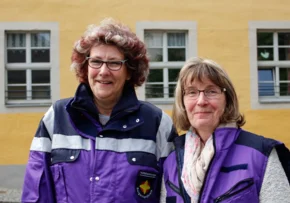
left=70, top=82, right=140, bottom=118
left=214, top=125, right=241, bottom=152
left=110, top=83, right=140, bottom=117
left=173, top=124, right=240, bottom=150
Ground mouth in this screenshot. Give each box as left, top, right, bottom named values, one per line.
left=97, top=80, right=113, bottom=85
left=194, top=112, right=211, bottom=115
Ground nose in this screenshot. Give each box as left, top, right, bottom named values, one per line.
left=98, top=62, right=110, bottom=75
left=196, top=91, right=208, bottom=105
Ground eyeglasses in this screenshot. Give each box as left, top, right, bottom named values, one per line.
left=183, top=87, right=226, bottom=99
left=86, top=57, right=127, bottom=71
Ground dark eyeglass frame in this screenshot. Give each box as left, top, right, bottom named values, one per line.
left=183, top=87, right=226, bottom=99
left=86, top=57, right=127, bottom=71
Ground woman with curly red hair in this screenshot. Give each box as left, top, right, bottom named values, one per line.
left=21, top=18, right=175, bottom=203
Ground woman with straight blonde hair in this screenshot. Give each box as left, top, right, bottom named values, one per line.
left=161, top=57, right=290, bottom=203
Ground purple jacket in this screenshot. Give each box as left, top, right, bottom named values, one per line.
left=163, top=127, right=290, bottom=203
left=21, top=83, right=175, bottom=203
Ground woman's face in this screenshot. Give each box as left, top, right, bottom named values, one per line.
left=183, top=78, right=226, bottom=133
left=88, top=44, right=130, bottom=105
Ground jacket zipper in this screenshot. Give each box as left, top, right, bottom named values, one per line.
left=90, top=139, right=96, bottom=203
left=214, top=178, right=254, bottom=203
left=175, top=147, right=186, bottom=202
left=70, top=105, right=98, bottom=203
left=198, top=133, right=216, bottom=203
left=166, top=179, right=182, bottom=196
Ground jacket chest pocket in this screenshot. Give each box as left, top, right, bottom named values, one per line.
left=214, top=178, right=258, bottom=203
left=50, top=149, right=81, bottom=203
left=126, top=152, right=159, bottom=170
left=126, top=152, right=160, bottom=201
left=50, top=165, right=68, bottom=203
left=51, top=149, right=80, bottom=165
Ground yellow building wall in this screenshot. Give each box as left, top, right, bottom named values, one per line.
left=0, top=0, right=290, bottom=164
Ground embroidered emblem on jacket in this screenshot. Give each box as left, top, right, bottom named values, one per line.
left=136, top=171, right=157, bottom=199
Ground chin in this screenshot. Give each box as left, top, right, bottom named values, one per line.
left=96, top=94, right=112, bottom=100
left=193, top=121, right=213, bottom=129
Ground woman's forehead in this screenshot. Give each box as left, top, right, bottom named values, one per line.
left=184, top=76, right=216, bottom=87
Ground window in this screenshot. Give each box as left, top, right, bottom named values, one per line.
left=145, top=31, right=186, bottom=99
left=249, top=22, right=290, bottom=109
left=257, top=32, right=290, bottom=98
left=6, top=32, right=51, bottom=102
left=136, top=21, right=197, bottom=105
left=0, top=22, right=59, bottom=113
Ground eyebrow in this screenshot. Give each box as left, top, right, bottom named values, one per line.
left=89, top=56, right=124, bottom=61
left=185, top=85, right=218, bottom=89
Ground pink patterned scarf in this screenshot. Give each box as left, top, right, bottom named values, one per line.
left=181, top=129, right=214, bottom=203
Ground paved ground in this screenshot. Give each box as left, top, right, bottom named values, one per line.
left=0, top=165, right=25, bottom=203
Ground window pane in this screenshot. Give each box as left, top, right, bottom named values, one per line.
left=31, top=49, right=50, bottom=62
left=258, top=69, right=274, bottom=96
left=32, top=70, right=50, bottom=83
left=31, top=32, right=50, bottom=47
left=7, top=49, right=26, bottom=63
left=169, top=84, right=176, bottom=97
left=7, top=33, right=26, bottom=47
left=145, top=84, right=163, bottom=98
left=168, top=48, right=185, bottom=61
left=279, top=68, right=290, bottom=81
left=258, top=68, right=274, bottom=81
left=147, top=69, right=163, bottom=82
left=257, top=48, right=273, bottom=61
left=167, top=33, right=185, bottom=46
left=278, top=33, right=290, bottom=45
left=279, top=48, right=290, bottom=60
left=279, top=83, right=290, bottom=96
left=32, top=86, right=51, bottom=99
left=148, top=48, right=163, bottom=62
left=144, top=32, right=163, bottom=47
left=7, top=86, right=26, bottom=100
left=168, top=69, right=180, bottom=82
left=258, top=83, right=275, bottom=96
left=257, top=32, right=273, bottom=45
left=7, top=70, right=26, bottom=84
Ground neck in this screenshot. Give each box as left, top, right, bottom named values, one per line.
left=195, top=129, right=213, bottom=144
left=94, top=98, right=117, bottom=116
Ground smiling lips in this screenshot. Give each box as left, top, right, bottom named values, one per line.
left=97, top=80, right=112, bottom=85
left=194, top=111, right=211, bottom=114
left=194, top=112, right=212, bottom=118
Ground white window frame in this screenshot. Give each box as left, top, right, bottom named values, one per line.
left=136, top=21, right=197, bottom=108
left=145, top=30, right=187, bottom=100
left=0, top=22, right=60, bottom=113
left=249, top=21, right=290, bottom=109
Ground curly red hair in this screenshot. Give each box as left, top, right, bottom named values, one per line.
left=70, top=18, right=149, bottom=86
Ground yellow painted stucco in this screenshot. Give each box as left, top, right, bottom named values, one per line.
left=0, top=0, right=290, bottom=164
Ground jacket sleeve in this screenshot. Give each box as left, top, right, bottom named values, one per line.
left=21, top=106, right=55, bottom=203
left=259, top=148, right=290, bottom=203
left=155, top=111, right=176, bottom=199
left=156, top=111, right=176, bottom=168
left=159, top=176, right=167, bottom=203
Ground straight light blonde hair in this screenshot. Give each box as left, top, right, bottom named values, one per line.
left=172, top=57, right=245, bottom=131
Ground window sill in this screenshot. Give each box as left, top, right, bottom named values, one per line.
left=145, top=98, right=174, bottom=104
left=259, top=97, right=290, bottom=103
left=5, top=102, right=52, bottom=108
